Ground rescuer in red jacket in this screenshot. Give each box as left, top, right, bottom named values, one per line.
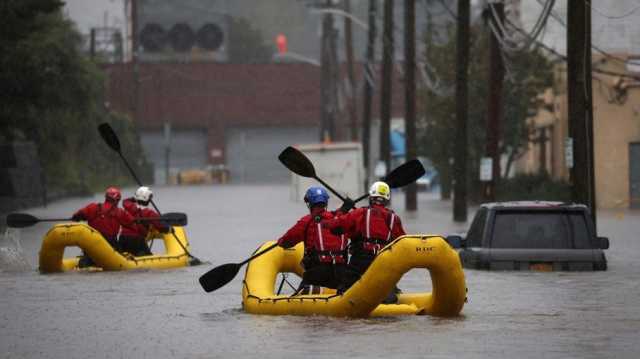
left=276, top=186, right=354, bottom=294
left=323, top=181, right=405, bottom=300
left=119, top=186, right=169, bottom=256
left=71, top=187, right=136, bottom=266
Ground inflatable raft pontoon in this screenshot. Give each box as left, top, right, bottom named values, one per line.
left=242, top=235, right=467, bottom=317
left=38, top=223, right=190, bottom=273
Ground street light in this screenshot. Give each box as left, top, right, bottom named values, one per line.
left=308, top=8, right=369, bottom=31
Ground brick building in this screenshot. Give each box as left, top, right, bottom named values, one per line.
left=104, top=62, right=405, bottom=184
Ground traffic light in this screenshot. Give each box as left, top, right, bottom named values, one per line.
left=276, top=33, right=287, bottom=54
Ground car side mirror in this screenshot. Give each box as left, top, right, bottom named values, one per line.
left=598, top=236, right=609, bottom=250
left=446, top=235, right=466, bottom=249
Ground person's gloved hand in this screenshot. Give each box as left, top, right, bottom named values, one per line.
left=330, top=226, right=344, bottom=236
left=339, top=197, right=355, bottom=213
left=71, top=214, right=83, bottom=222
left=277, top=238, right=295, bottom=249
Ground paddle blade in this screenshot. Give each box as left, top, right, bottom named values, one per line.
left=384, top=159, right=426, bottom=188
left=6, top=213, right=39, bottom=228
left=98, top=123, right=121, bottom=152
left=278, top=146, right=316, bottom=178
left=199, top=263, right=241, bottom=293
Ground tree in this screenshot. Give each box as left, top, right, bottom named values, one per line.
left=227, top=17, right=274, bottom=64
left=1, top=3, right=150, bottom=195
left=418, top=23, right=553, bottom=201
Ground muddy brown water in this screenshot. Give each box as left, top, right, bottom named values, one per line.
left=1, top=185, right=639, bottom=358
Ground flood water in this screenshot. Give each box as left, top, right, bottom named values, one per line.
left=1, top=185, right=639, bottom=358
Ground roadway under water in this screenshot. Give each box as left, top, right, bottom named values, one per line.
left=1, top=185, right=639, bottom=358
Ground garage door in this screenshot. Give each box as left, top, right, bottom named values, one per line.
left=225, top=126, right=318, bottom=183
left=140, top=129, right=207, bottom=184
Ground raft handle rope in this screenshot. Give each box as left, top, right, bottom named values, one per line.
left=276, top=273, right=298, bottom=295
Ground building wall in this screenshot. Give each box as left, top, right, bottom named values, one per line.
left=591, top=57, right=640, bottom=208
left=103, top=62, right=408, bottom=183
left=517, top=55, right=640, bottom=208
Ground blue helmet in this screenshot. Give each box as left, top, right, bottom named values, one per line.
left=304, top=186, right=329, bottom=207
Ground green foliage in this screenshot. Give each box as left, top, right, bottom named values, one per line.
left=0, top=4, right=150, bottom=196
left=228, top=17, right=274, bottom=64
left=496, top=173, right=572, bottom=202
left=418, top=22, right=554, bottom=201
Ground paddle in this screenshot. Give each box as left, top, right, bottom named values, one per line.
left=278, top=146, right=346, bottom=202
left=98, top=123, right=203, bottom=265
left=199, top=147, right=339, bottom=292
left=6, top=212, right=188, bottom=228
left=353, top=159, right=426, bottom=203
left=198, top=152, right=425, bottom=293
left=199, top=243, right=279, bottom=293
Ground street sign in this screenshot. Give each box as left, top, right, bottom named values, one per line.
left=480, top=157, right=493, bottom=182
left=565, top=137, right=574, bottom=169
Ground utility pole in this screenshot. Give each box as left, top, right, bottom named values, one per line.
left=344, top=0, right=358, bottom=141
left=483, top=0, right=504, bottom=202
left=405, top=0, right=417, bottom=211
left=380, top=0, right=394, bottom=174
left=362, top=0, right=377, bottom=184
left=90, top=28, right=97, bottom=59
left=131, top=0, right=140, bottom=121
left=320, top=7, right=330, bottom=142
left=567, top=0, right=596, bottom=226
left=319, top=0, right=339, bottom=143
left=454, top=0, right=469, bottom=222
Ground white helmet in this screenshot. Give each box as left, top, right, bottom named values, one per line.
left=369, top=181, right=391, bottom=201
left=134, top=186, right=153, bottom=203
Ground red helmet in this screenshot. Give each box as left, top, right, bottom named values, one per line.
left=105, top=187, right=122, bottom=203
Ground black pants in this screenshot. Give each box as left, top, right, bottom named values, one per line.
left=300, top=261, right=349, bottom=292
left=118, top=235, right=152, bottom=256
left=349, top=253, right=376, bottom=274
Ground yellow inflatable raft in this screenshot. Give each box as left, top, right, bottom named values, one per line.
left=38, top=223, right=190, bottom=273
left=242, top=235, right=466, bottom=317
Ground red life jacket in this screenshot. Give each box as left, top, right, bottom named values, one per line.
left=303, top=210, right=347, bottom=264
left=87, top=202, right=124, bottom=240
left=357, top=206, right=398, bottom=254
left=121, top=198, right=163, bottom=238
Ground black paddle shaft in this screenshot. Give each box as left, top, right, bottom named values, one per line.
left=353, top=159, right=426, bottom=203
left=98, top=123, right=202, bottom=265
left=199, top=243, right=279, bottom=293
left=6, top=212, right=186, bottom=228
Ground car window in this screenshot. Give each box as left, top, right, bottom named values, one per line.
left=491, top=212, right=571, bottom=249
left=569, top=213, right=593, bottom=249
left=466, top=208, right=487, bottom=247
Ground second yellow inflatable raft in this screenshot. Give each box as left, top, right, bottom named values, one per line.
left=38, top=223, right=190, bottom=273
left=242, top=235, right=467, bottom=317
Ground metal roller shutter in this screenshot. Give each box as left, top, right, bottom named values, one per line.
left=225, top=126, right=318, bottom=183
left=140, top=129, right=207, bottom=184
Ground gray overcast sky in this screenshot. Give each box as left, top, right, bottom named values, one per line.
left=63, top=0, right=126, bottom=34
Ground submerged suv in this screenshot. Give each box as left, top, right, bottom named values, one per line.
left=448, top=202, right=610, bottom=271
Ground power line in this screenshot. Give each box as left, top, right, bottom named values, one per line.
left=539, top=0, right=640, bottom=66
left=586, top=0, right=640, bottom=20
left=504, top=17, right=640, bottom=81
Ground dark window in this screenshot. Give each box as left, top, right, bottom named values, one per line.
left=491, top=211, right=571, bottom=249
left=569, top=213, right=592, bottom=249
left=467, top=208, right=487, bottom=247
